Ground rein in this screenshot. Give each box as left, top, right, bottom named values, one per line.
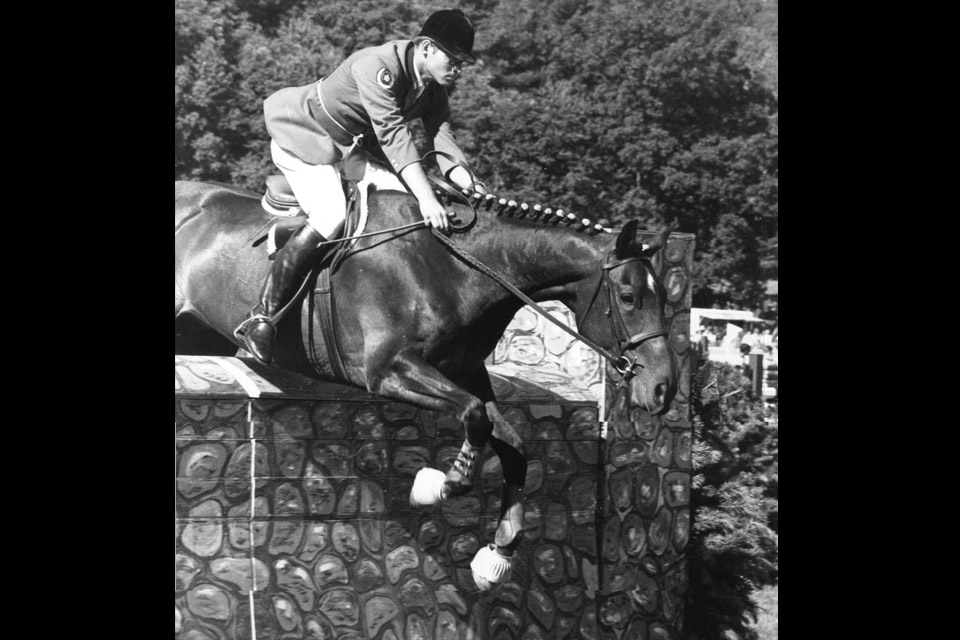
left=246, top=158, right=667, bottom=387
left=430, top=229, right=667, bottom=385
left=417, top=164, right=668, bottom=385
left=254, top=220, right=433, bottom=333
left=240, top=162, right=479, bottom=340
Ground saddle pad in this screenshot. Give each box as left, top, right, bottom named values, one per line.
left=348, top=161, right=406, bottom=246
left=263, top=155, right=406, bottom=248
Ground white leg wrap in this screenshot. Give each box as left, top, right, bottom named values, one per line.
left=409, top=468, right=447, bottom=507
left=470, top=543, right=513, bottom=591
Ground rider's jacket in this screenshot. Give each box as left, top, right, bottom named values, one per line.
left=264, top=40, right=468, bottom=177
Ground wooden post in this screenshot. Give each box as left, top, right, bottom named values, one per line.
left=749, top=353, right=763, bottom=395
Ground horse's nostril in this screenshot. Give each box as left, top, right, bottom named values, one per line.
left=655, top=383, right=666, bottom=400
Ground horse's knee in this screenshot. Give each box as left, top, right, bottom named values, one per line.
left=490, top=436, right=527, bottom=486
left=458, top=397, right=488, bottom=424
left=492, top=419, right=524, bottom=451
left=460, top=398, right=493, bottom=444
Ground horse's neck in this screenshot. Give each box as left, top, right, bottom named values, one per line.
left=370, top=191, right=609, bottom=311
left=467, top=223, right=606, bottom=308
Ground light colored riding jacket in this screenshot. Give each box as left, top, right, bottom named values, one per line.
left=264, top=39, right=469, bottom=178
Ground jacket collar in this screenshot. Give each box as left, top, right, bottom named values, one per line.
left=403, top=40, right=424, bottom=89
left=403, top=40, right=428, bottom=107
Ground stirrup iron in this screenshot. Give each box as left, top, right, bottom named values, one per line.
left=233, top=313, right=274, bottom=340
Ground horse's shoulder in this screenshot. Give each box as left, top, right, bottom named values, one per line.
left=367, top=187, right=416, bottom=210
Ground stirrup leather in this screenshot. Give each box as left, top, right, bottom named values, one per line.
left=233, top=314, right=275, bottom=341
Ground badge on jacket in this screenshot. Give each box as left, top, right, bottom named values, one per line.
left=376, top=68, right=395, bottom=89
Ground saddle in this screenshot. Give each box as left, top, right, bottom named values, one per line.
left=256, top=148, right=377, bottom=266
left=258, top=177, right=362, bottom=266
left=252, top=148, right=471, bottom=380
left=254, top=149, right=393, bottom=380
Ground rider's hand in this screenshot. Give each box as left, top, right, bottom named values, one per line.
left=419, top=195, right=452, bottom=233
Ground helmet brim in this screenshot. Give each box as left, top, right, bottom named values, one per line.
left=433, top=40, right=476, bottom=66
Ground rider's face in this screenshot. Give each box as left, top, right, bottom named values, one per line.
left=422, top=41, right=466, bottom=86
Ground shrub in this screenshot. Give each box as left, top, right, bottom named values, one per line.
left=684, top=358, right=778, bottom=640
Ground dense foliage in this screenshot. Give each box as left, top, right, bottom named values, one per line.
left=686, top=358, right=779, bottom=639
left=175, top=0, right=777, bottom=309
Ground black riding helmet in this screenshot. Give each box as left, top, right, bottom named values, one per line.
left=419, top=9, right=476, bottom=65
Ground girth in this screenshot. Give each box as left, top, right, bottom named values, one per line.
left=247, top=173, right=365, bottom=381
left=302, top=184, right=363, bottom=381
left=307, top=267, right=349, bottom=380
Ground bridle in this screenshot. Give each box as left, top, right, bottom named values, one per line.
left=264, top=154, right=669, bottom=387
left=588, top=253, right=670, bottom=384
left=418, top=161, right=670, bottom=387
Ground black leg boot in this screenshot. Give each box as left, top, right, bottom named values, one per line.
left=237, top=224, right=328, bottom=364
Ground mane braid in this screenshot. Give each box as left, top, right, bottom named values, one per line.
left=442, top=188, right=609, bottom=236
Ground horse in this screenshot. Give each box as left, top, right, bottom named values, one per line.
left=175, top=176, right=678, bottom=590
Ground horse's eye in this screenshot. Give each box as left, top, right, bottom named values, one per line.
left=619, top=293, right=635, bottom=305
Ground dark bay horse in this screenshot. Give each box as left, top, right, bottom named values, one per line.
left=175, top=178, right=677, bottom=589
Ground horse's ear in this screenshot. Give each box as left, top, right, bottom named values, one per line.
left=641, top=225, right=675, bottom=257
left=616, top=219, right=641, bottom=258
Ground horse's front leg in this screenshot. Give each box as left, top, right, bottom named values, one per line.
left=459, top=371, right=529, bottom=590
left=484, top=400, right=526, bottom=546
left=374, top=356, right=491, bottom=502
left=366, top=349, right=519, bottom=589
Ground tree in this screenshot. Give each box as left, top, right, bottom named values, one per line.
left=175, top=0, right=778, bottom=312
left=685, top=358, right=779, bottom=639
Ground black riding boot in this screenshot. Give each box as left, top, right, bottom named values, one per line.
left=238, top=224, right=328, bottom=365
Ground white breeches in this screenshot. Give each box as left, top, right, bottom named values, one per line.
left=270, top=140, right=410, bottom=238
left=270, top=140, right=346, bottom=239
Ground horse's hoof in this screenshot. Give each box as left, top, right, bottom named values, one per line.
left=409, top=468, right=446, bottom=506
left=470, top=543, right=513, bottom=591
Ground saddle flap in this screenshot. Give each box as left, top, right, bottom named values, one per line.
left=264, top=182, right=364, bottom=264
left=267, top=216, right=309, bottom=257
left=265, top=175, right=299, bottom=209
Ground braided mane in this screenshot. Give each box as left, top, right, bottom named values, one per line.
left=436, top=186, right=611, bottom=236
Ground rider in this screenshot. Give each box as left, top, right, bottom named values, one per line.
left=237, top=8, right=489, bottom=365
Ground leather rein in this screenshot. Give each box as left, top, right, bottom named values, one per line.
left=259, top=153, right=668, bottom=386
left=426, top=179, right=668, bottom=386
